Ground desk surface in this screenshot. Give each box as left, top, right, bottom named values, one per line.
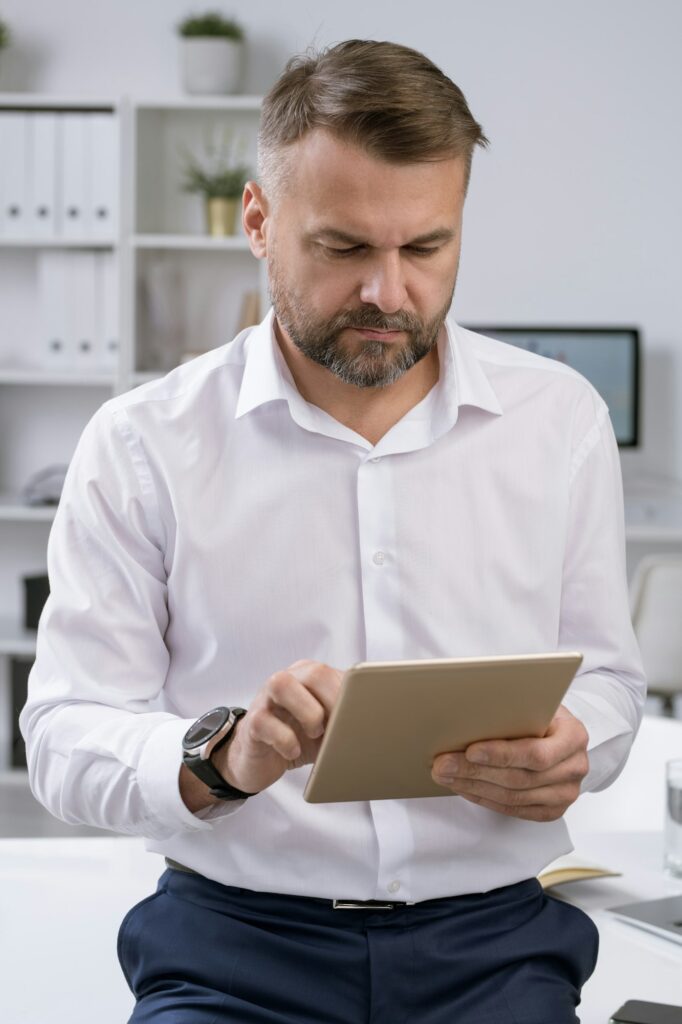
left=0, top=831, right=680, bottom=1024
left=558, top=830, right=682, bottom=1022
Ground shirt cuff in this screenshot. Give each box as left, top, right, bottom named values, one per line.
left=137, top=716, right=243, bottom=836
left=561, top=691, right=635, bottom=792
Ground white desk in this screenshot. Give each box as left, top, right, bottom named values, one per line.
left=0, top=831, right=681, bottom=1024
left=559, top=830, right=682, bottom=1023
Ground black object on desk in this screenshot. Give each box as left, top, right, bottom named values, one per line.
left=610, top=1000, right=682, bottom=1023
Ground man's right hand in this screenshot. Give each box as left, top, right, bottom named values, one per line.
left=213, top=659, right=343, bottom=796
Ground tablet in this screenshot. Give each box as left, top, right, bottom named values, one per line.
left=303, top=652, right=583, bottom=803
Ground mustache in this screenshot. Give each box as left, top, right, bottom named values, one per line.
left=330, top=308, right=421, bottom=333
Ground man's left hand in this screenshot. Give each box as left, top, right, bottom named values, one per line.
left=431, top=706, right=589, bottom=822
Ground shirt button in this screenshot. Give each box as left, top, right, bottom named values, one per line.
left=372, top=551, right=386, bottom=566
left=387, top=880, right=401, bottom=894
left=370, top=456, right=380, bottom=463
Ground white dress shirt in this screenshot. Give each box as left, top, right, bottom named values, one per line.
left=20, top=309, right=645, bottom=902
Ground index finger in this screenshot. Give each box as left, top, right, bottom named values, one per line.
left=464, top=714, right=585, bottom=772
left=286, top=660, right=343, bottom=719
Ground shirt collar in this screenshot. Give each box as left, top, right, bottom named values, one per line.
left=235, top=308, right=503, bottom=437
left=445, top=320, right=503, bottom=418
left=235, top=308, right=291, bottom=418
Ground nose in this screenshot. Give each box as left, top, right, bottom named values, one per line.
left=358, top=251, right=407, bottom=313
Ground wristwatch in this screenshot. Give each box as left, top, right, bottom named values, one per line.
left=182, top=706, right=255, bottom=800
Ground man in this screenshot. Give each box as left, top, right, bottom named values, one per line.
left=21, top=39, right=645, bottom=1022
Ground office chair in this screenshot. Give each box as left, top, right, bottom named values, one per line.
left=630, top=554, right=682, bottom=716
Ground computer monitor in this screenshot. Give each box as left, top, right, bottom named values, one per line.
left=463, top=326, right=640, bottom=448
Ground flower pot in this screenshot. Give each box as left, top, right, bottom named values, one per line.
left=181, top=38, right=243, bottom=95
left=206, top=197, right=239, bottom=236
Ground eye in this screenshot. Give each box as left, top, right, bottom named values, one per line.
left=325, top=245, right=365, bottom=257
left=405, top=245, right=439, bottom=257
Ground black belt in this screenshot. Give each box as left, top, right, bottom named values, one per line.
left=164, top=858, right=411, bottom=910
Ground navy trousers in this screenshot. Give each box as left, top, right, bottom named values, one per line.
left=117, top=866, right=599, bottom=1023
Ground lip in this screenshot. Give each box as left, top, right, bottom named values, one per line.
left=348, top=327, right=404, bottom=341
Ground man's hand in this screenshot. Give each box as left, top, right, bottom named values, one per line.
left=214, top=659, right=342, bottom=796
left=431, top=706, right=589, bottom=822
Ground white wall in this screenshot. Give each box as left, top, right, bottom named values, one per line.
left=1, top=0, right=681, bottom=484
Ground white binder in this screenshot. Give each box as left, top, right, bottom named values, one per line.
left=0, top=113, right=30, bottom=238
left=57, top=114, right=89, bottom=239
left=69, top=252, right=99, bottom=371
left=37, top=250, right=72, bottom=370
left=88, top=115, right=118, bottom=241
left=28, top=114, right=58, bottom=239
left=95, top=251, right=119, bottom=371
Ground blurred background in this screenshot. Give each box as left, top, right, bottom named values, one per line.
left=1, top=4, right=682, bottom=1022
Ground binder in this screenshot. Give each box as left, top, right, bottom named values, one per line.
left=57, top=113, right=89, bottom=239
left=37, top=250, right=72, bottom=370
left=0, top=112, right=30, bottom=238
left=28, top=114, right=58, bottom=239
left=69, top=252, right=98, bottom=371
left=88, top=114, right=118, bottom=240
left=95, top=251, right=119, bottom=371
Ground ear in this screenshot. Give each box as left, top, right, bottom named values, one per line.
left=242, top=181, right=270, bottom=259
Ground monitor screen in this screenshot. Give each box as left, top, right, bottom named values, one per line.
left=462, top=326, right=640, bottom=447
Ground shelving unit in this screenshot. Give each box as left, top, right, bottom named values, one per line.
left=122, top=95, right=267, bottom=382
left=0, top=91, right=267, bottom=773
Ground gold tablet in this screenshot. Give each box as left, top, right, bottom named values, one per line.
left=303, top=652, right=583, bottom=803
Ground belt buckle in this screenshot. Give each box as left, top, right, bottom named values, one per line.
left=332, top=899, right=406, bottom=910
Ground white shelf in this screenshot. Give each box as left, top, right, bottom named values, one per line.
left=0, top=369, right=115, bottom=387
left=0, top=93, right=118, bottom=110
left=0, top=496, right=56, bottom=523
left=0, top=620, right=37, bottom=658
left=132, top=95, right=263, bottom=111
left=0, top=237, right=117, bottom=249
left=132, top=233, right=251, bottom=251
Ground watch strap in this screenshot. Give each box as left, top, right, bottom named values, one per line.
left=184, top=751, right=254, bottom=800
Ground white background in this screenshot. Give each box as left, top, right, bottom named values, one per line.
left=0, top=0, right=681, bottom=486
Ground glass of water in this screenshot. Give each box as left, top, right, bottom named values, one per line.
left=664, top=759, right=682, bottom=877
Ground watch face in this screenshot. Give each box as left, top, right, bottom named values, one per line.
left=184, top=707, right=230, bottom=749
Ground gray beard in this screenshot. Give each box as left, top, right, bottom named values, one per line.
left=269, top=268, right=454, bottom=389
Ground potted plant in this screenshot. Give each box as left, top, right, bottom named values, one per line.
left=177, top=11, right=244, bottom=95
left=179, top=131, right=250, bottom=235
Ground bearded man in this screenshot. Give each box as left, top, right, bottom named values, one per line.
left=22, top=39, right=645, bottom=1023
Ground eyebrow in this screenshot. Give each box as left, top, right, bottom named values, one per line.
left=309, top=227, right=456, bottom=247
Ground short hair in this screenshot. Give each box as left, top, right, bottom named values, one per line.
left=258, top=39, right=489, bottom=201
